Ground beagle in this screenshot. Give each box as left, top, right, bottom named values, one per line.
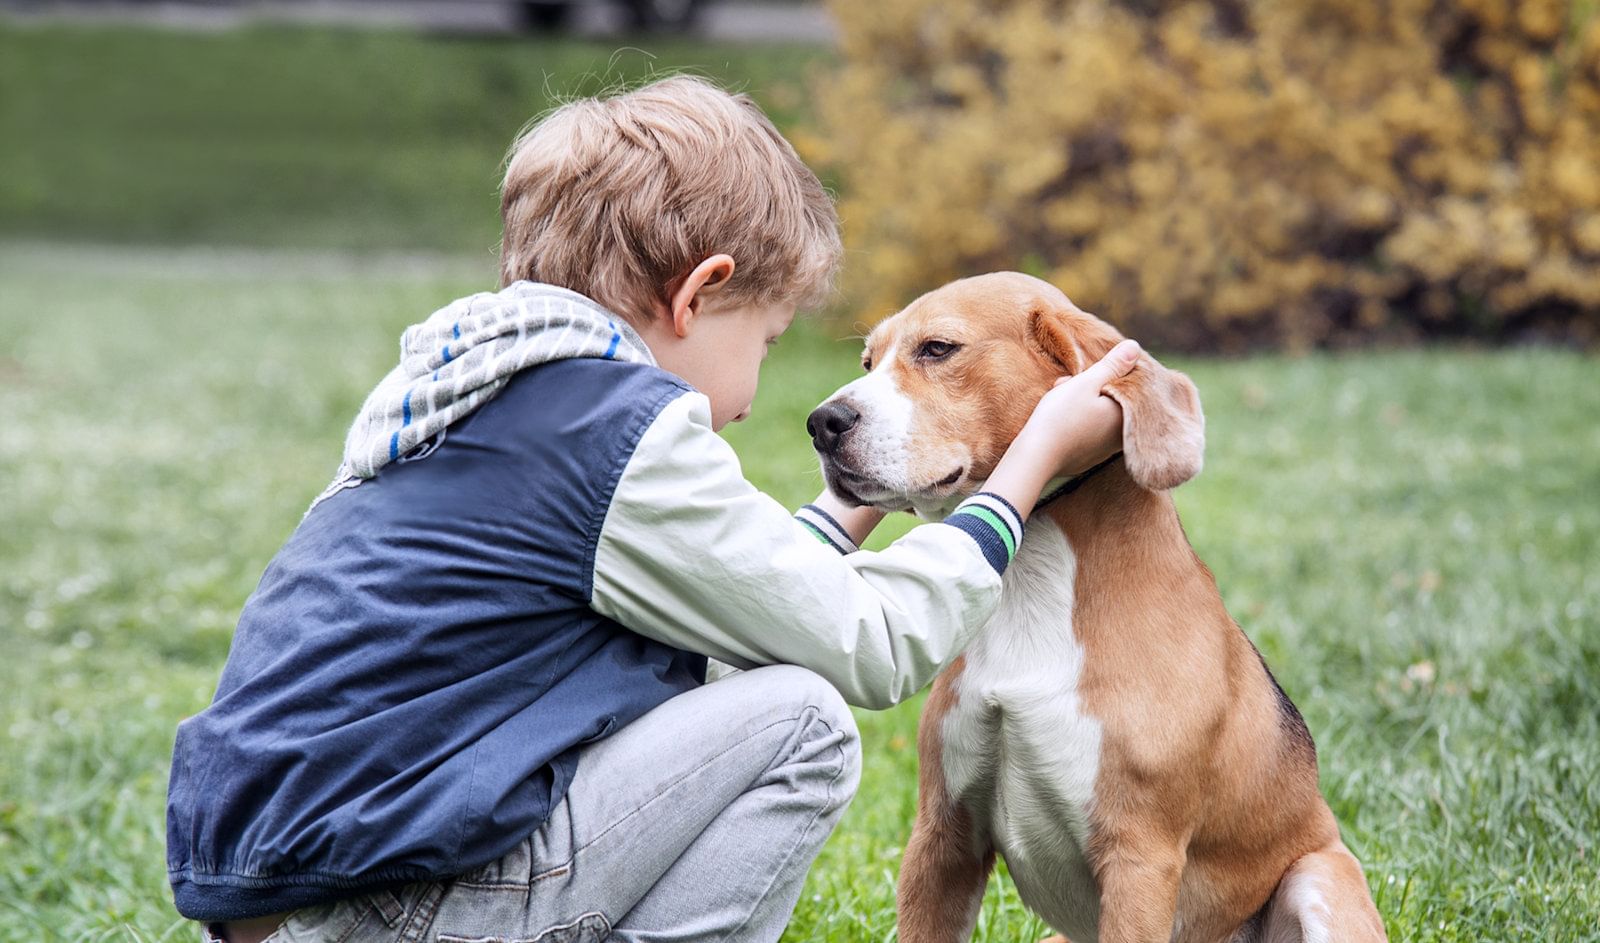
left=809, top=273, right=1386, bottom=943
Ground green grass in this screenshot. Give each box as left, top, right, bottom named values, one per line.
left=1, top=18, right=1597, bottom=940
left=0, top=21, right=827, bottom=252
left=1, top=246, right=1596, bottom=941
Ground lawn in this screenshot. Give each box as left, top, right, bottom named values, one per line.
left=3, top=14, right=1598, bottom=943
left=0, top=21, right=824, bottom=252
left=1, top=246, right=1596, bottom=941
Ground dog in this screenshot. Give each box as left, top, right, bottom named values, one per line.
left=807, top=273, right=1386, bottom=943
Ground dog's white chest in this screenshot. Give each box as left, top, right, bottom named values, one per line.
left=939, top=517, right=1104, bottom=941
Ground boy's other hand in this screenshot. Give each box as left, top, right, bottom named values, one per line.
left=811, top=489, right=888, bottom=548
left=981, top=339, right=1140, bottom=522
left=1024, top=339, right=1140, bottom=480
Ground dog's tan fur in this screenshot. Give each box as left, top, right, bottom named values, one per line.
left=841, top=273, right=1385, bottom=943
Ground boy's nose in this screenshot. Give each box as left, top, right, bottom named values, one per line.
left=806, top=401, right=860, bottom=453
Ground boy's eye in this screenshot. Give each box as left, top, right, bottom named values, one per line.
left=917, top=340, right=960, bottom=361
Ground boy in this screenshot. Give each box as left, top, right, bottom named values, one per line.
left=167, top=76, right=1139, bottom=943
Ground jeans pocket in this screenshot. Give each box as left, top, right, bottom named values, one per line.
left=438, top=911, right=610, bottom=943
left=276, top=898, right=369, bottom=940
left=530, top=913, right=610, bottom=943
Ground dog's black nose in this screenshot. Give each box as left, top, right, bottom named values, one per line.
left=807, top=401, right=860, bottom=453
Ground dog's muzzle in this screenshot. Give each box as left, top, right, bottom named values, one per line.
left=807, top=399, right=881, bottom=506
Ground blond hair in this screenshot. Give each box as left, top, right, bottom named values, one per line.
left=498, top=75, right=842, bottom=325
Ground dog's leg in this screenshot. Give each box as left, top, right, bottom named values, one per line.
left=899, top=663, right=994, bottom=943
left=897, top=802, right=994, bottom=943
left=1260, top=841, right=1386, bottom=943
left=1094, top=841, right=1185, bottom=943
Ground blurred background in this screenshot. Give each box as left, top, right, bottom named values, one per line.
left=1, top=1, right=1597, bottom=941
left=4, top=0, right=1599, bottom=348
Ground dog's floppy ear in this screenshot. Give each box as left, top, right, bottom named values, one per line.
left=1030, top=302, right=1205, bottom=491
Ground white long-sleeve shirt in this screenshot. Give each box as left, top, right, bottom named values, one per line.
left=591, top=389, right=1023, bottom=709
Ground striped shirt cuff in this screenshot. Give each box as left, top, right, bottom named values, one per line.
left=943, top=492, right=1024, bottom=575
left=795, top=504, right=860, bottom=555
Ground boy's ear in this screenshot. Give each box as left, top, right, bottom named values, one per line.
left=1030, top=303, right=1205, bottom=491
left=668, top=254, right=737, bottom=336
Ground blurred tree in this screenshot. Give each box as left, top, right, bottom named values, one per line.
left=812, top=0, right=1600, bottom=350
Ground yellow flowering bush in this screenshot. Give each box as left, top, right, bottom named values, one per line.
left=812, top=0, right=1600, bottom=349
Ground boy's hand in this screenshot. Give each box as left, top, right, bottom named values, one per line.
left=1016, top=339, right=1140, bottom=480
left=811, top=489, right=888, bottom=548
left=982, top=340, right=1141, bottom=521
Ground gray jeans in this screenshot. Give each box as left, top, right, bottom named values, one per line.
left=222, top=664, right=862, bottom=943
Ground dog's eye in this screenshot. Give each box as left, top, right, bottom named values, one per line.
left=862, top=356, right=873, bottom=372
left=917, top=340, right=959, bottom=361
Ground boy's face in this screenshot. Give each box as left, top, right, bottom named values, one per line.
left=649, top=299, right=795, bottom=430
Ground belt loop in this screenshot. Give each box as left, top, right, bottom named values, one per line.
left=370, top=888, right=406, bottom=927
left=398, top=883, right=447, bottom=943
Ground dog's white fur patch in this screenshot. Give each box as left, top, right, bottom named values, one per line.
left=940, top=517, right=1104, bottom=942
left=830, top=361, right=914, bottom=499
left=1264, top=870, right=1333, bottom=943
left=823, top=349, right=973, bottom=515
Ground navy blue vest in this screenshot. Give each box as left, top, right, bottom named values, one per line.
left=167, top=358, right=707, bottom=921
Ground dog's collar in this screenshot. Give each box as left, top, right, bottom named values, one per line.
left=1036, top=453, right=1121, bottom=511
